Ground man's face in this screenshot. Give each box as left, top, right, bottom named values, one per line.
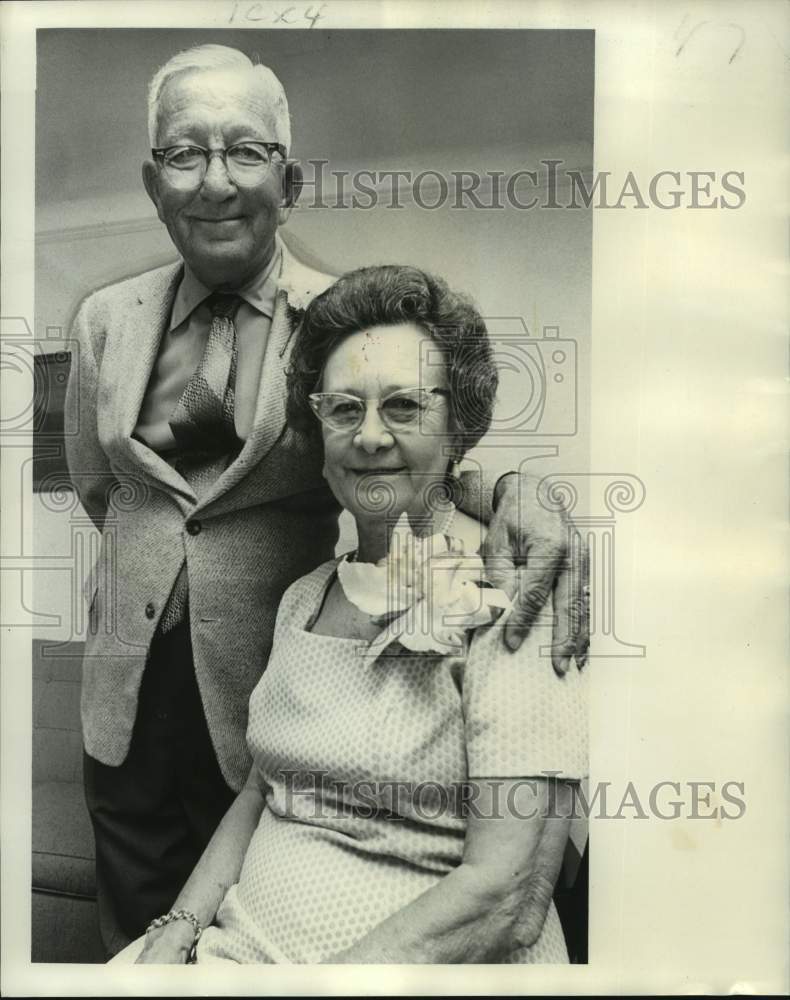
left=142, top=68, right=294, bottom=290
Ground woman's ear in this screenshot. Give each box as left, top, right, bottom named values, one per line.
left=444, top=429, right=464, bottom=475
left=447, top=412, right=465, bottom=469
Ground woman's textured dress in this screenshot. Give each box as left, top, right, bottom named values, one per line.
left=197, top=559, right=588, bottom=964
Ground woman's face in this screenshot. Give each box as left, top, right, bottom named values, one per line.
left=318, top=323, right=456, bottom=524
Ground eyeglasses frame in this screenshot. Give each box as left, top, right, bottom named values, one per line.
left=151, top=141, right=287, bottom=187
left=308, top=385, right=451, bottom=434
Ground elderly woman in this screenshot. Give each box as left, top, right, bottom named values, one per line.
left=131, top=264, right=587, bottom=965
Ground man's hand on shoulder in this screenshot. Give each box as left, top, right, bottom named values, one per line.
left=480, top=472, right=589, bottom=674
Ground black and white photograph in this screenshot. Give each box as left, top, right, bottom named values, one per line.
left=32, top=24, right=593, bottom=967
left=1, top=1, right=787, bottom=996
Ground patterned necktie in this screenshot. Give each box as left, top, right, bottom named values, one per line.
left=169, top=292, right=242, bottom=453
left=159, top=293, right=243, bottom=634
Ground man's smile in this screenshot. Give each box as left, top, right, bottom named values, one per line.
left=192, top=216, right=245, bottom=227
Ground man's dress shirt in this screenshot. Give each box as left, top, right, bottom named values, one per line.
left=134, top=247, right=281, bottom=452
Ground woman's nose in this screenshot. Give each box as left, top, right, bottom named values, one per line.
left=355, top=403, right=394, bottom=454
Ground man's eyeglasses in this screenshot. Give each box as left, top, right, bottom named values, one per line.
left=151, top=142, right=287, bottom=189
left=308, top=386, right=450, bottom=434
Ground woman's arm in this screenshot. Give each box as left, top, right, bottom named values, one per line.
left=135, top=765, right=266, bottom=963
left=326, top=591, right=586, bottom=965
left=324, top=777, right=572, bottom=964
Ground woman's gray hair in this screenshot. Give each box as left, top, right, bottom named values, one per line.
left=147, top=44, right=292, bottom=151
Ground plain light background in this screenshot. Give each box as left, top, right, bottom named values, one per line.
left=2, top=0, right=788, bottom=996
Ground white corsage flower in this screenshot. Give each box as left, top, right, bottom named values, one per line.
left=279, top=270, right=335, bottom=313
left=337, top=513, right=511, bottom=655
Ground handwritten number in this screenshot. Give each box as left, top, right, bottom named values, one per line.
left=228, top=2, right=327, bottom=26
left=304, top=4, right=326, bottom=28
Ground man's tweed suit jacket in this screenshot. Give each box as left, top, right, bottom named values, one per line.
left=65, top=244, right=340, bottom=791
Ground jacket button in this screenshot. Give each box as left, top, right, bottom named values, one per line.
left=145, top=602, right=156, bottom=619
left=186, top=520, right=202, bottom=536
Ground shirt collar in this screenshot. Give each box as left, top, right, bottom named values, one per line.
left=169, top=241, right=283, bottom=331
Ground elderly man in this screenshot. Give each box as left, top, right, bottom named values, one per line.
left=65, top=43, right=587, bottom=958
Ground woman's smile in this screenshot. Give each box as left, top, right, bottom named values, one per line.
left=349, top=466, right=407, bottom=475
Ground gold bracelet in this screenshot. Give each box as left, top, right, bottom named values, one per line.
left=146, top=908, right=202, bottom=963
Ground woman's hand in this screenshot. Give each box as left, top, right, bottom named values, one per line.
left=134, top=920, right=195, bottom=964
left=323, top=778, right=574, bottom=964
left=131, top=765, right=266, bottom=964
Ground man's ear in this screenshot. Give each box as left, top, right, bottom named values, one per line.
left=142, top=160, right=165, bottom=222
left=278, top=159, right=303, bottom=225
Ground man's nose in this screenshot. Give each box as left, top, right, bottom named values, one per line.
left=200, top=153, right=236, bottom=198
left=355, top=403, right=394, bottom=454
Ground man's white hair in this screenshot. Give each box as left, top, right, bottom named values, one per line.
left=147, top=44, right=292, bottom=152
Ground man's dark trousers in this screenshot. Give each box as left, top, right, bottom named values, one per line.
left=83, top=620, right=236, bottom=958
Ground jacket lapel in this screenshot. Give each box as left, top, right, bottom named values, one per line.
left=112, top=262, right=197, bottom=504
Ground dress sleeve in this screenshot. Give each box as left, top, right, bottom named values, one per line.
left=462, top=597, right=588, bottom=780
